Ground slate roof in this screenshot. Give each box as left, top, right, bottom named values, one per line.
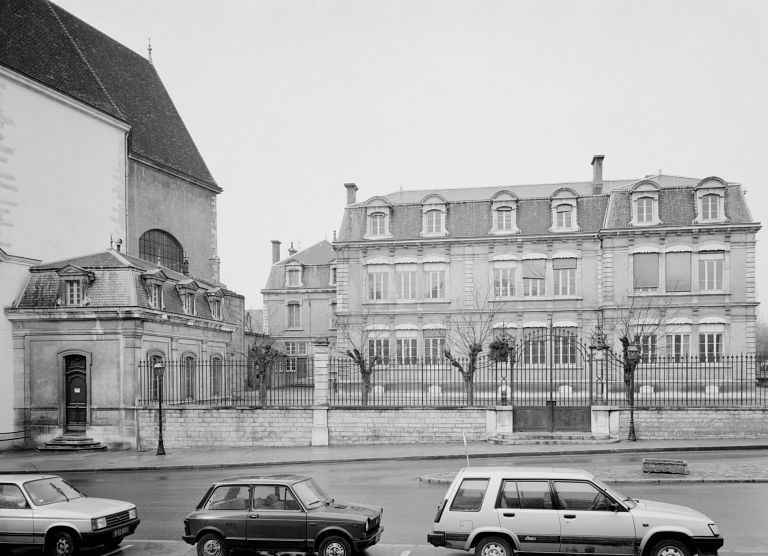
left=263, top=240, right=336, bottom=291
left=0, top=0, right=218, bottom=189
left=337, top=174, right=755, bottom=242
left=16, top=250, right=228, bottom=321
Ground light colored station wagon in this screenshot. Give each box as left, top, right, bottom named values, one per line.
left=0, top=474, right=139, bottom=555
left=427, top=467, right=723, bottom=556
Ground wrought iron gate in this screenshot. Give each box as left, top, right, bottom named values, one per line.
left=506, top=328, right=594, bottom=432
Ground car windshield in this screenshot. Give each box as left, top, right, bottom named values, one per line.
left=24, top=477, right=86, bottom=506
left=592, top=477, right=637, bottom=509
left=292, top=478, right=330, bottom=509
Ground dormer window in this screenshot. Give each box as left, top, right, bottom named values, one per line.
left=285, top=265, right=302, bottom=287
left=364, top=197, right=393, bottom=239
left=206, top=288, right=224, bottom=320
left=420, top=194, right=448, bottom=237
left=694, top=177, right=728, bottom=224
left=176, top=279, right=200, bottom=316
left=56, top=264, right=95, bottom=307
left=629, top=180, right=661, bottom=226
left=549, top=188, right=579, bottom=232
left=142, top=268, right=169, bottom=310
left=490, top=190, right=519, bottom=235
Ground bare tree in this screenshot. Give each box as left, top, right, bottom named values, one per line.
left=247, top=334, right=285, bottom=405
left=334, top=311, right=387, bottom=405
left=442, top=287, right=509, bottom=405
left=756, top=315, right=768, bottom=358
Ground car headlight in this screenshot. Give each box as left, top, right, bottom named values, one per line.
left=92, top=517, right=107, bottom=530
left=709, top=523, right=720, bottom=536
left=129, top=508, right=137, bottom=520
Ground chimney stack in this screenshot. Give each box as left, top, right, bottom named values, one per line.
left=344, top=182, right=358, bottom=205
left=271, top=240, right=281, bottom=263
left=591, top=155, right=605, bottom=194
left=288, top=242, right=297, bottom=257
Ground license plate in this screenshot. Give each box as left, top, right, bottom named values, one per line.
left=112, top=526, right=130, bottom=538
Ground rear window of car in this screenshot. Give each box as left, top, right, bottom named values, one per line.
left=449, top=478, right=489, bottom=512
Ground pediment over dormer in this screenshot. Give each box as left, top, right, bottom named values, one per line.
left=142, top=268, right=170, bottom=282
left=56, top=264, right=95, bottom=282
left=550, top=187, right=579, bottom=200
left=176, top=279, right=202, bottom=292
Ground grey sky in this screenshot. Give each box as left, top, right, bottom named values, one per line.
left=53, top=0, right=768, bottom=313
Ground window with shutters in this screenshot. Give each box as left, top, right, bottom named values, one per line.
left=633, top=252, right=659, bottom=291
left=553, top=258, right=576, bottom=296
left=522, top=259, right=545, bottom=297
left=665, top=252, right=691, bottom=292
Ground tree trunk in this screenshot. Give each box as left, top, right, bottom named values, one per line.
left=360, top=366, right=372, bottom=406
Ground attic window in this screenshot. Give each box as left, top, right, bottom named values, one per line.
left=286, top=266, right=302, bottom=287
left=420, top=195, right=448, bottom=238
left=694, top=179, right=727, bottom=224
left=56, top=265, right=95, bottom=307
left=176, top=280, right=200, bottom=316
left=629, top=181, right=662, bottom=226
left=363, top=197, right=394, bottom=240
left=142, top=269, right=169, bottom=310
left=149, top=283, right=163, bottom=309
left=64, top=280, right=82, bottom=306
left=490, top=191, right=519, bottom=235
left=206, top=288, right=224, bottom=320
left=548, top=188, right=579, bottom=232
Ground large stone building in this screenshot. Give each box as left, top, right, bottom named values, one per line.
left=0, top=0, right=242, bottom=448
left=334, top=157, right=760, bottom=362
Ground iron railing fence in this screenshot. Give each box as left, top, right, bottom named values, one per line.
left=329, top=354, right=768, bottom=408
left=137, top=358, right=314, bottom=408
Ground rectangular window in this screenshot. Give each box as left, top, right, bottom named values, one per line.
left=368, top=338, right=390, bottom=364
left=424, top=337, right=445, bottom=365
left=522, top=336, right=546, bottom=365
left=149, top=284, right=162, bottom=309
left=665, top=252, right=691, bottom=292
left=556, top=206, right=572, bottom=228
left=286, top=268, right=301, bottom=287
left=426, top=210, right=443, bottom=234
left=211, top=358, right=222, bottom=396
left=553, top=332, right=576, bottom=364
left=65, top=280, right=81, bottom=305
left=368, top=270, right=388, bottom=300
left=633, top=253, right=659, bottom=290
left=637, top=197, right=654, bottom=223
left=497, top=208, right=513, bottom=230
left=699, top=333, right=722, bottom=362
left=396, top=338, right=418, bottom=365
left=665, top=334, right=690, bottom=362
left=330, top=267, right=337, bottom=286
left=553, top=258, right=576, bottom=296
left=184, top=358, right=196, bottom=399
left=639, top=334, right=657, bottom=363
left=396, top=270, right=416, bottom=300
left=287, top=303, right=301, bottom=328
left=209, top=299, right=221, bottom=320
left=425, top=270, right=445, bottom=299
left=494, top=268, right=515, bottom=297
left=522, top=259, right=545, bottom=297
left=699, top=253, right=724, bottom=291
left=702, top=195, right=719, bottom=220
left=329, top=302, right=337, bottom=329
left=182, top=293, right=196, bottom=315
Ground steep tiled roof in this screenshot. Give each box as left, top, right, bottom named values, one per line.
left=264, top=240, right=336, bottom=291
left=0, top=0, right=218, bottom=189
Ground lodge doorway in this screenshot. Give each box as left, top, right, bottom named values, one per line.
left=64, top=354, right=87, bottom=432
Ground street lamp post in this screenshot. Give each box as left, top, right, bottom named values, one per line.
left=153, top=362, right=166, bottom=455
left=626, top=343, right=640, bottom=442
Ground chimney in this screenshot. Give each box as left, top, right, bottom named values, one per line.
left=591, top=155, right=605, bottom=194
left=271, top=240, right=281, bottom=263
left=115, top=238, right=122, bottom=252
left=182, top=253, right=190, bottom=275
left=288, top=242, right=297, bottom=257
left=344, top=182, right=358, bottom=205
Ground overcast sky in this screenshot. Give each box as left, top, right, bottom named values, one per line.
left=54, top=0, right=768, bottom=314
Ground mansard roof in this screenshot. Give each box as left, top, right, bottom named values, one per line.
left=15, top=249, right=237, bottom=318
left=337, top=173, right=754, bottom=242
left=0, top=0, right=218, bottom=189
left=263, top=240, right=336, bottom=291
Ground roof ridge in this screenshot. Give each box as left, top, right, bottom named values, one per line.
left=45, top=1, right=125, bottom=120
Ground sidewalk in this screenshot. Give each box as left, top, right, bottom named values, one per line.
left=1, top=438, right=768, bottom=482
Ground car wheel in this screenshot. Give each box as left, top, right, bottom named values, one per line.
left=47, top=530, right=76, bottom=556
left=475, top=536, right=514, bottom=556
left=196, top=532, right=230, bottom=556
left=649, top=538, right=692, bottom=556
left=318, top=535, right=352, bottom=556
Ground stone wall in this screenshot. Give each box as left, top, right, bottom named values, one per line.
left=616, top=407, right=768, bottom=439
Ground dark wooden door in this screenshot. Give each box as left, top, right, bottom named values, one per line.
left=65, top=355, right=87, bottom=432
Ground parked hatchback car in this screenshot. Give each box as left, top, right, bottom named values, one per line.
left=183, top=474, right=383, bottom=556
left=0, top=473, right=140, bottom=555
left=428, top=467, right=723, bottom=556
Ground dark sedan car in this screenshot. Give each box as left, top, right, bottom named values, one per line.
left=183, top=474, right=383, bottom=556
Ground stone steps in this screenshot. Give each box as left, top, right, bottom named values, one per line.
left=487, top=432, right=620, bottom=445
left=38, top=435, right=107, bottom=451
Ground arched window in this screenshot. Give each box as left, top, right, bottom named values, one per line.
left=183, top=355, right=197, bottom=400
left=497, top=207, right=514, bottom=231
left=369, top=212, right=386, bottom=236
left=211, top=356, right=223, bottom=397
left=148, top=353, right=165, bottom=402
left=139, top=229, right=184, bottom=272
left=701, top=194, right=719, bottom=220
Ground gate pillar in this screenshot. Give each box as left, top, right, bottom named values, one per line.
left=488, top=406, right=514, bottom=436
left=311, top=338, right=330, bottom=446
left=591, top=405, right=619, bottom=436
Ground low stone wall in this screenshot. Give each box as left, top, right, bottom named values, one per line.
left=616, top=407, right=768, bottom=439
left=328, top=407, right=488, bottom=444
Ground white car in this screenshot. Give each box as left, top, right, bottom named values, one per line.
left=427, top=467, right=722, bottom=556
left=0, top=473, right=140, bottom=555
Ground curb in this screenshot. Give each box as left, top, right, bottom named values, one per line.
left=4, top=443, right=768, bottom=474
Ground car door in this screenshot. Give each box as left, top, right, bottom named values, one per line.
left=201, top=485, right=250, bottom=548
left=247, top=485, right=307, bottom=550
left=495, top=480, right=560, bottom=553
left=552, top=480, right=637, bottom=555
left=0, top=483, right=39, bottom=547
